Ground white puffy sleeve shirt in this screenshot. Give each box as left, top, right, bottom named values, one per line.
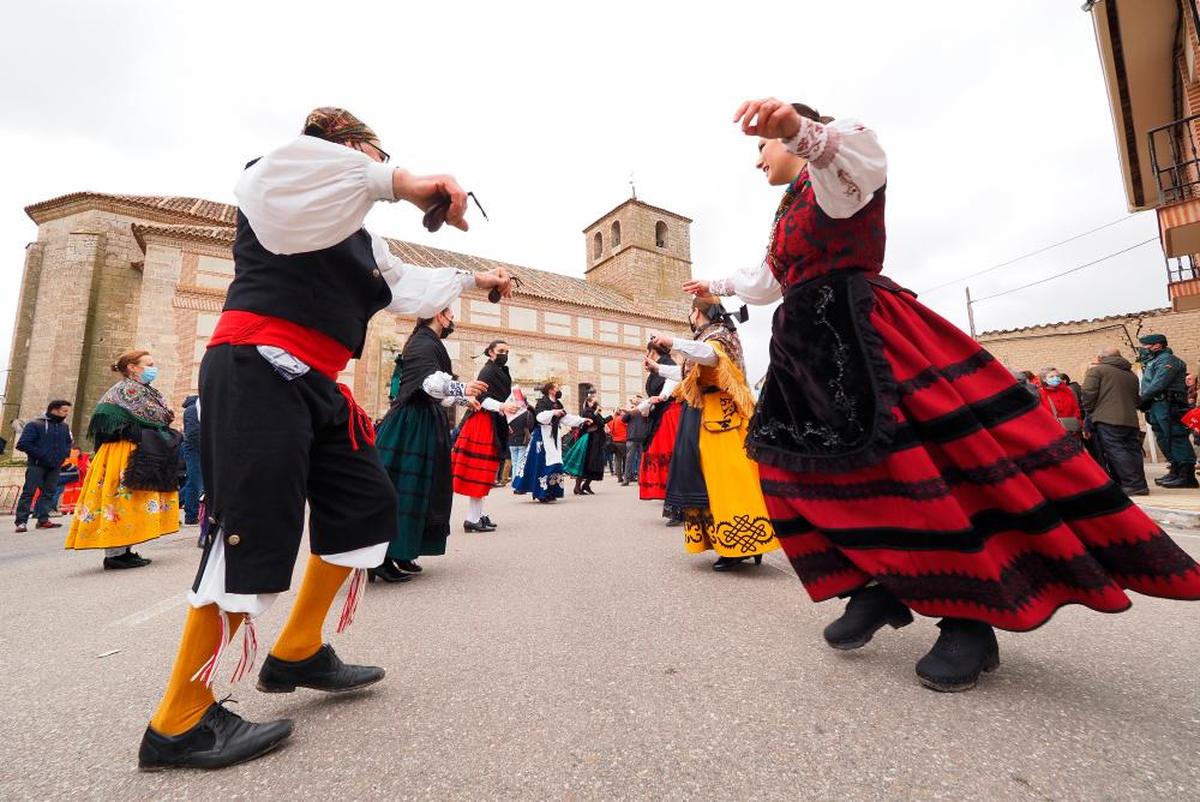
left=235, top=135, right=474, bottom=319
left=709, top=118, right=888, bottom=305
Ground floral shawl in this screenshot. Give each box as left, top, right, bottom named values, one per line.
left=88, top=378, right=175, bottom=445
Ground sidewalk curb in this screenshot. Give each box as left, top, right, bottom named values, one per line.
left=1135, top=504, right=1200, bottom=530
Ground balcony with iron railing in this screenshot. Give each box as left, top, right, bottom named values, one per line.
left=1148, top=114, right=1200, bottom=308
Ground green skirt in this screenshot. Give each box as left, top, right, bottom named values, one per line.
left=562, top=431, right=590, bottom=477
left=376, top=401, right=452, bottom=561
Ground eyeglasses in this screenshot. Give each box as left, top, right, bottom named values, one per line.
left=367, top=142, right=390, bottom=163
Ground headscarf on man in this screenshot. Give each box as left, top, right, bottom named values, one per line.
left=302, top=107, right=378, bottom=144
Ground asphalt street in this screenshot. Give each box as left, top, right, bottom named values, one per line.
left=1, top=481, right=1198, bottom=801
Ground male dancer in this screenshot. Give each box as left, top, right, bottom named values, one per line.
left=138, top=108, right=511, bottom=770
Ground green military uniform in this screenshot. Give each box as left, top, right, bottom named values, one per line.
left=1138, top=335, right=1195, bottom=476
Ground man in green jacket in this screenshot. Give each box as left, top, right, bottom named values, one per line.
left=1137, top=334, right=1197, bottom=489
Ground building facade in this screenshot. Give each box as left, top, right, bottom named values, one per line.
left=4, top=193, right=692, bottom=439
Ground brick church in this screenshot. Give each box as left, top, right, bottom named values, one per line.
left=4, top=192, right=693, bottom=437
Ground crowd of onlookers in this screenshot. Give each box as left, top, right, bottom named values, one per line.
left=1011, top=333, right=1199, bottom=496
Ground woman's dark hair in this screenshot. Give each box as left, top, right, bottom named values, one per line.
left=791, top=102, right=835, bottom=125
left=485, top=339, right=507, bottom=357
left=111, top=349, right=150, bottom=376
left=540, top=381, right=557, bottom=397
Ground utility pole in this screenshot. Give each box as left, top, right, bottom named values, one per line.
left=965, top=286, right=977, bottom=339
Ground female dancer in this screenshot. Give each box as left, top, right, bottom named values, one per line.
left=689, top=97, right=1200, bottom=690
left=639, top=342, right=683, bottom=523
left=512, top=383, right=587, bottom=503
left=65, top=350, right=180, bottom=569
left=654, top=298, right=778, bottom=571
left=376, top=307, right=485, bottom=579
left=563, top=391, right=609, bottom=495
left=451, top=340, right=519, bottom=532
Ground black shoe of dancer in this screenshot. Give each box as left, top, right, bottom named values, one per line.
left=257, top=643, right=385, bottom=694
left=479, top=516, right=497, bottom=530
left=665, top=515, right=683, bottom=527
left=1155, top=464, right=1179, bottom=486
left=393, top=559, right=423, bottom=573
left=138, top=700, right=293, bottom=771
left=128, top=551, right=152, bottom=566
left=573, top=477, right=584, bottom=495
left=821, top=584, right=913, bottom=650
left=464, top=519, right=496, bottom=532
left=104, top=550, right=150, bottom=570
left=711, top=555, right=764, bottom=572
left=367, top=560, right=413, bottom=583
left=915, top=618, right=1000, bottom=692
left=581, top=480, right=595, bottom=495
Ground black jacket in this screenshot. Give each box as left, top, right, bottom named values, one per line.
left=182, top=395, right=201, bottom=452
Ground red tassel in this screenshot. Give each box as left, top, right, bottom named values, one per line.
left=337, top=383, right=376, bottom=451
left=229, top=616, right=258, bottom=685
left=335, top=568, right=367, bottom=634
left=190, top=609, right=230, bottom=688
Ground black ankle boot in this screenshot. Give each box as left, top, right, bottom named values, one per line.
left=1155, top=463, right=1179, bottom=486
left=915, top=618, right=1000, bottom=692
left=138, top=701, right=293, bottom=771
left=822, top=585, right=913, bottom=650
left=257, top=643, right=385, bottom=694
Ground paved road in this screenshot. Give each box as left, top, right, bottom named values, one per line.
left=1, top=483, right=1198, bottom=801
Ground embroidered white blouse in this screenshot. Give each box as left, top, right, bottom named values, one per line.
left=708, top=118, right=888, bottom=305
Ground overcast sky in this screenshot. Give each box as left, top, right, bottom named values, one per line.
left=0, top=1, right=1167, bottom=386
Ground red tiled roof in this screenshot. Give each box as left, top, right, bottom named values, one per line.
left=978, top=307, right=1171, bottom=337
left=31, top=192, right=686, bottom=321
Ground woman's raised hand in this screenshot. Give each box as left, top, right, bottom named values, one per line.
left=465, top=380, right=488, bottom=397
left=733, top=98, right=801, bottom=140
left=682, top=279, right=710, bottom=297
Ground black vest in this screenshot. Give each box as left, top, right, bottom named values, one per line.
left=225, top=210, right=392, bottom=357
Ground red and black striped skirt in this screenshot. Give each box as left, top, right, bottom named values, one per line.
left=451, top=412, right=501, bottom=498
left=640, top=400, right=682, bottom=500
left=762, top=289, right=1200, bottom=631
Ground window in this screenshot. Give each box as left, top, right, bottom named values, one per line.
left=593, top=231, right=603, bottom=260
left=611, top=220, right=621, bottom=248
left=655, top=221, right=668, bottom=248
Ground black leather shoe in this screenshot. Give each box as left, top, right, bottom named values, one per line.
left=822, top=585, right=913, bottom=650
left=393, top=559, right=423, bottom=573
left=1122, top=486, right=1150, bottom=496
left=367, top=561, right=412, bottom=583
left=104, top=551, right=149, bottom=570
left=915, top=618, right=1000, bottom=692
left=138, top=701, right=293, bottom=771
left=128, top=551, right=152, bottom=566
left=479, top=516, right=497, bottom=530
left=1155, top=464, right=1179, bottom=486
left=1161, top=470, right=1199, bottom=488
left=257, top=644, right=385, bottom=694
left=464, top=519, right=495, bottom=532
left=711, top=556, right=762, bottom=571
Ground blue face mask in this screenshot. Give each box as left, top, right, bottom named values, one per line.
left=140, top=366, right=159, bottom=384
left=1045, top=376, right=1062, bottom=387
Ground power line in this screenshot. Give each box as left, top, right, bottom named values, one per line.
left=920, top=215, right=1140, bottom=294
left=971, top=237, right=1159, bottom=304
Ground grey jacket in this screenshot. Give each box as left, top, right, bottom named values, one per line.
left=1080, top=355, right=1140, bottom=428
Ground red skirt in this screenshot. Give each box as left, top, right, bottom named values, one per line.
left=451, top=412, right=501, bottom=498
left=640, top=400, right=682, bottom=500
left=762, top=289, right=1200, bottom=631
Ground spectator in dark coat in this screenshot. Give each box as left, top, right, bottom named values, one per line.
left=1081, top=347, right=1148, bottom=496
left=14, top=400, right=73, bottom=533
left=180, top=395, right=203, bottom=526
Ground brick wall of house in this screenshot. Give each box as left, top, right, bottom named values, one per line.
left=978, top=306, right=1200, bottom=380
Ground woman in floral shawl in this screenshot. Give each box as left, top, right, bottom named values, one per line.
left=65, top=349, right=180, bottom=569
